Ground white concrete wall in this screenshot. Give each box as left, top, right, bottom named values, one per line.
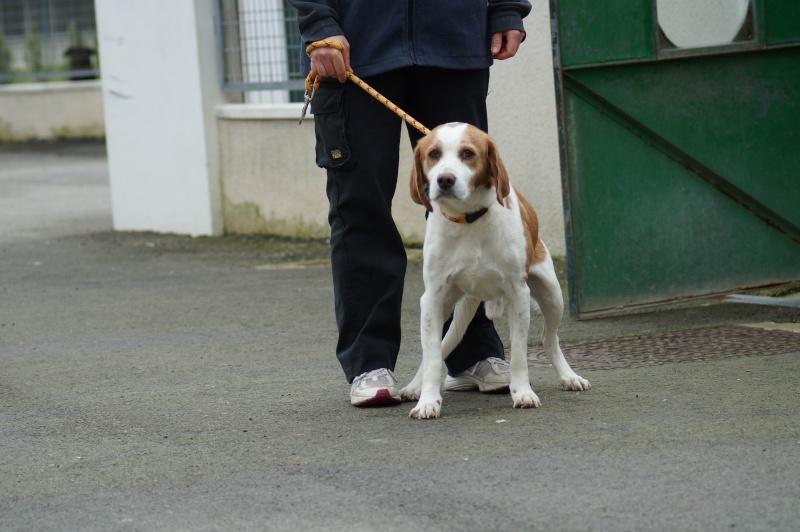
left=0, top=80, right=104, bottom=141
left=217, top=105, right=329, bottom=237
left=486, top=2, right=564, bottom=255
left=218, top=0, right=566, bottom=253
left=94, top=0, right=224, bottom=236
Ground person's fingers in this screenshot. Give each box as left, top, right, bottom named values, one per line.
left=310, top=35, right=351, bottom=83
left=490, top=32, right=503, bottom=56
left=492, top=30, right=525, bottom=60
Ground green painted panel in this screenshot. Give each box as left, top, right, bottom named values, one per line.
left=765, top=0, right=800, bottom=44
left=565, top=89, right=800, bottom=314
left=570, top=48, right=800, bottom=229
left=557, top=0, right=655, bottom=67
left=555, top=1, right=800, bottom=316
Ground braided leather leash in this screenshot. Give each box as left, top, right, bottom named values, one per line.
left=301, top=40, right=431, bottom=136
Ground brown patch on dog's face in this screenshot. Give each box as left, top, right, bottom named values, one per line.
left=461, top=126, right=510, bottom=206
left=410, top=134, right=436, bottom=212
left=486, top=137, right=511, bottom=205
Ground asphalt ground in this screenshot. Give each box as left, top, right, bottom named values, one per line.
left=1, top=142, right=799, bottom=531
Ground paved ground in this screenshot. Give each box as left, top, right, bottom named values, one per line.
left=1, top=142, right=799, bottom=531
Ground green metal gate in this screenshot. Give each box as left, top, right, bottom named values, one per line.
left=551, top=0, right=800, bottom=318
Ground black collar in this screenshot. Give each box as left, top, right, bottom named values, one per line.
left=439, top=207, right=490, bottom=224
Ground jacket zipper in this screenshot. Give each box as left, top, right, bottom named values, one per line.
left=407, top=0, right=417, bottom=64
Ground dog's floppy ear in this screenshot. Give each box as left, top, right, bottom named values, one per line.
left=488, top=138, right=511, bottom=206
left=410, top=139, right=433, bottom=212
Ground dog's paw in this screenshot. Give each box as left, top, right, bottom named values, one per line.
left=560, top=374, right=591, bottom=391
left=511, top=387, right=542, bottom=409
left=399, top=386, right=420, bottom=402
left=409, top=398, right=442, bottom=419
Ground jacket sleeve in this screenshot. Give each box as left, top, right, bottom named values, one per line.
left=286, top=0, right=343, bottom=44
left=487, top=0, right=532, bottom=35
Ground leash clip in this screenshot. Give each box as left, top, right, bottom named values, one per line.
left=299, top=86, right=316, bottom=125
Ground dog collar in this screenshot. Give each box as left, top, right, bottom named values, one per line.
left=439, top=207, right=489, bottom=224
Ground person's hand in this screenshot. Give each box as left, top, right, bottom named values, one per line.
left=309, top=34, right=351, bottom=83
left=491, top=30, right=525, bottom=60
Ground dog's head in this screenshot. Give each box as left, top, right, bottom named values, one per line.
left=410, top=123, right=511, bottom=213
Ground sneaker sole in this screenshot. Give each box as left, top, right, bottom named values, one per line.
left=351, top=388, right=402, bottom=407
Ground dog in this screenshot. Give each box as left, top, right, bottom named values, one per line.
left=399, top=123, right=590, bottom=419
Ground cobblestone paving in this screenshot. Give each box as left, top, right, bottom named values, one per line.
left=528, top=325, right=800, bottom=370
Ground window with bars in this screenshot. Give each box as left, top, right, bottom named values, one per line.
left=216, top=0, right=305, bottom=103
left=0, top=0, right=98, bottom=82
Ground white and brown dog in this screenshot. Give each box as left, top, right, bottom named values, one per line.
left=400, top=123, right=590, bottom=419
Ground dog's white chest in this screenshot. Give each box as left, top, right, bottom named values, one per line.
left=448, top=245, right=510, bottom=301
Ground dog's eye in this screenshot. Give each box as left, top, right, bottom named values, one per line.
left=461, top=149, right=475, bottom=160
left=428, top=149, right=441, bottom=160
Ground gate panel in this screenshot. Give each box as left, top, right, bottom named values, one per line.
left=553, top=0, right=800, bottom=317
left=765, top=0, right=800, bottom=45
left=570, top=49, right=800, bottom=229
left=557, top=0, right=655, bottom=67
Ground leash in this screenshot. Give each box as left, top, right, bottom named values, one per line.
left=299, top=40, right=431, bottom=136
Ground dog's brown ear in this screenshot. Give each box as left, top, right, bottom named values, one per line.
left=488, top=138, right=511, bottom=206
left=410, top=141, right=433, bottom=212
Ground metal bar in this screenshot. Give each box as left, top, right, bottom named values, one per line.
left=214, top=0, right=226, bottom=91
left=564, top=71, right=800, bottom=246
left=222, top=80, right=304, bottom=92
left=575, top=280, right=800, bottom=319
left=561, top=41, right=800, bottom=75
left=549, top=0, right=580, bottom=317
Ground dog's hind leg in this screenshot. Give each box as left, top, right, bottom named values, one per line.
left=400, top=364, right=424, bottom=402
left=442, top=296, right=481, bottom=359
left=527, top=245, right=590, bottom=391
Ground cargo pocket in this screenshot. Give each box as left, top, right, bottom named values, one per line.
left=311, top=83, right=354, bottom=170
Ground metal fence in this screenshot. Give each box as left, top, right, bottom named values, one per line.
left=216, top=0, right=305, bottom=103
left=0, top=0, right=98, bottom=83
left=1, top=0, right=304, bottom=96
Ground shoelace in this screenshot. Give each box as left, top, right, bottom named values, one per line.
left=353, top=368, right=395, bottom=387
left=470, top=357, right=508, bottom=376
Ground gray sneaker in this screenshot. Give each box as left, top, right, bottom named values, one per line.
left=444, top=357, right=511, bottom=393
left=350, top=368, right=402, bottom=407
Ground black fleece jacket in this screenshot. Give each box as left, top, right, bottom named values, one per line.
left=287, top=0, right=532, bottom=77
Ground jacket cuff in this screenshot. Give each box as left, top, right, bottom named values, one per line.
left=488, top=8, right=528, bottom=38
left=301, top=17, right=344, bottom=47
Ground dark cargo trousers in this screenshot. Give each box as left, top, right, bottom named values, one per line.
left=311, top=66, right=505, bottom=384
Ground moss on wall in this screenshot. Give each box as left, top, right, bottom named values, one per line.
left=0, top=118, right=15, bottom=142
left=223, top=197, right=330, bottom=239
left=50, top=125, right=104, bottom=141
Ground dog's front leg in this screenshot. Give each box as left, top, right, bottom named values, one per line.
left=409, top=291, right=444, bottom=419
left=508, top=286, right=541, bottom=408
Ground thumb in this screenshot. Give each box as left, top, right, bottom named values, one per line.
left=490, top=32, right=502, bottom=55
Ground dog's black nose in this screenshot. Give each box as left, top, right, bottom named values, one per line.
left=437, top=173, right=456, bottom=190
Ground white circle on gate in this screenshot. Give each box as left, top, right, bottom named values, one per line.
left=657, top=0, right=750, bottom=49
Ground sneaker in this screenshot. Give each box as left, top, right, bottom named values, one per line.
left=444, top=357, right=511, bottom=393
left=350, top=368, right=402, bottom=407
